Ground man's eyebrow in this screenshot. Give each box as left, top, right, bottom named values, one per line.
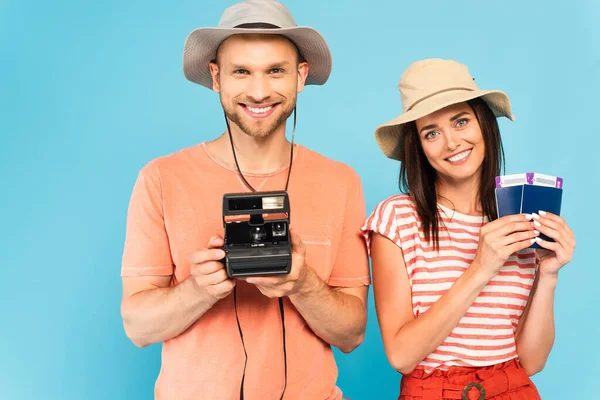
left=228, top=61, right=293, bottom=70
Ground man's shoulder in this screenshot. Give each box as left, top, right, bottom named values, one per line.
left=137, top=143, right=207, bottom=178
left=298, top=145, right=360, bottom=183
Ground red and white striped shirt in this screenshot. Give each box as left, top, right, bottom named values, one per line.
left=361, top=194, right=538, bottom=372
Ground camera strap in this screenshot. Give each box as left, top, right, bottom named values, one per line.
left=233, top=290, right=288, bottom=400
left=225, top=107, right=296, bottom=400
left=279, top=297, right=288, bottom=398
left=224, top=108, right=295, bottom=194
left=233, top=286, right=247, bottom=400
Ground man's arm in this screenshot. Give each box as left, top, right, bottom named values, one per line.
left=288, top=267, right=368, bottom=353
left=122, top=276, right=211, bottom=348
left=247, top=229, right=368, bottom=353
left=247, top=171, right=370, bottom=352
left=121, top=237, right=235, bottom=347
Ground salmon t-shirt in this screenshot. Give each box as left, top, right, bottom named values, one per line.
left=121, top=143, right=370, bottom=400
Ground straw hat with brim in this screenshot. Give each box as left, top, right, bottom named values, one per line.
left=183, top=0, right=332, bottom=89
left=375, top=58, right=515, bottom=162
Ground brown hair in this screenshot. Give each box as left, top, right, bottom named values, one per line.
left=398, top=97, right=505, bottom=250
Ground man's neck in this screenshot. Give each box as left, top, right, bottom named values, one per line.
left=206, top=122, right=292, bottom=174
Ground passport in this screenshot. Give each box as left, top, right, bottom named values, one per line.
left=495, top=174, right=563, bottom=249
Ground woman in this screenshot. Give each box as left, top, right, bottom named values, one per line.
left=361, top=59, right=575, bottom=399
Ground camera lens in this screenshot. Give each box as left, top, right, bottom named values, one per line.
left=272, top=222, right=286, bottom=237
left=250, top=226, right=267, bottom=243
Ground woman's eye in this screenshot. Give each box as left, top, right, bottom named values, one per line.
left=456, top=118, right=469, bottom=128
left=425, top=131, right=439, bottom=139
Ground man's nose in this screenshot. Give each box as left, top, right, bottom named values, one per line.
left=246, top=75, right=270, bottom=103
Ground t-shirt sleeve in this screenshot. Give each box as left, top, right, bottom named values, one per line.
left=360, top=197, right=403, bottom=256
left=327, top=170, right=371, bottom=287
left=121, top=162, right=174, bottom=277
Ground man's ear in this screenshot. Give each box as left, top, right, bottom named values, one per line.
left=209, top=62, right=221, bottom=92
left=297, top=61, right=309, bottom=93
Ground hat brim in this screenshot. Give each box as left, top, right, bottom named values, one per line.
left=183, top=26, right=332, bottom=89
left=374, top=89, right=515, bottom=162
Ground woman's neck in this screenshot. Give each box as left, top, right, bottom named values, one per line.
left=436, top=174, right=482, bottom=216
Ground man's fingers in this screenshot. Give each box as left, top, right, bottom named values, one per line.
left=252, top=284, right=275, bottom=298
left=208, top=235, right=225, bottom=249
left=209, top=279, right=236, bottom=298
left=191, top=248, right=226, bottom=264
left=246, top=276, right=282, bottom=286
left=192, top=260, right=225, bottom=276
left=204, top=269, right=230, bottom=285
left=290, top=228, right=306, bottom=255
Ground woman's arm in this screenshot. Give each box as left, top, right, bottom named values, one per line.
left=514, top=274, right=557, bottom=375
left=371, top=232, right=492, bottom=374
left=515, top=211, right=575, bottom=375
left=371, top=213, right=537, bottom=374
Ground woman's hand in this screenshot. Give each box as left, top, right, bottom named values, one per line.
left=471, top=213, right=539, bottom=280
left=531, top=211, right=576, bottom=279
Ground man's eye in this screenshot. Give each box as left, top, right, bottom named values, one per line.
left=270, top=68, right=283, bottom=74
left=233, top=69, right=248, bottom=75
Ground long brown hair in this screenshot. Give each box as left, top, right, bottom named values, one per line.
left=398, top=98, right=505, bottom=250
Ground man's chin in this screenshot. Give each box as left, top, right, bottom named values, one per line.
left=239, top=119, right=283, bottom=138
left=226, top=107, right=294, bottom=138
left=241, top=129, right=274, bottom=138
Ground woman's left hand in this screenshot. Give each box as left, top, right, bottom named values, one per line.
left=532, top=211, right=576, bottom=279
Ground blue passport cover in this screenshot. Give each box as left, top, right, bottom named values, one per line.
left=495, top=185, right=563, bottom=249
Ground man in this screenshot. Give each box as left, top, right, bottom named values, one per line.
left=120, top=1, right=370, bottom=399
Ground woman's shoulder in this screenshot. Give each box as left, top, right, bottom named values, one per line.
left=376, top=193, right=415, bottom=210
left=362, top=194, right=420, bottom=248
left=369, top=193, right=420, bottom=222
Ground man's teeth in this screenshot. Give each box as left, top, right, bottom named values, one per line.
left=447, top=149, right=471, bottom=162
left=247, top=105, right=273, bottom=114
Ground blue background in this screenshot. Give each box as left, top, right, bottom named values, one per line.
left=1, top=0, right=598, bottom=399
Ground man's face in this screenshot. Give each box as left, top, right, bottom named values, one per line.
left=210, top=34, right=309, bottom=138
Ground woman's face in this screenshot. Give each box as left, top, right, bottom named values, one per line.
left=415, top=101, right=485, bottom=185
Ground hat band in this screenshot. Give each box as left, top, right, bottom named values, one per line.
left=406, top=87, right=474, bottom=112
left=234, top=22, right=281, bottom=29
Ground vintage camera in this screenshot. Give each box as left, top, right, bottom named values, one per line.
left=222, top=191, right=292, bottom=278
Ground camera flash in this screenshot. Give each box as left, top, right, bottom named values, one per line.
left=262, top=196, right=284, bottom=210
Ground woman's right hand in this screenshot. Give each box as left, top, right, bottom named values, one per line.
left=471, top=214, right=539, bottom=280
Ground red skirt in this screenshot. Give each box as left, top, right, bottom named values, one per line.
left=399, top=359, right=541, bottom=400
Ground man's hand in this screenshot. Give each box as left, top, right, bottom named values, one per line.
left=246, top=229, right=314, bottom=298
left=189, top=235, right=236, bottom=302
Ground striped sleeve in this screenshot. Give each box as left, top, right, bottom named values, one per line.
left=360, top=196, right=412, bottom=254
